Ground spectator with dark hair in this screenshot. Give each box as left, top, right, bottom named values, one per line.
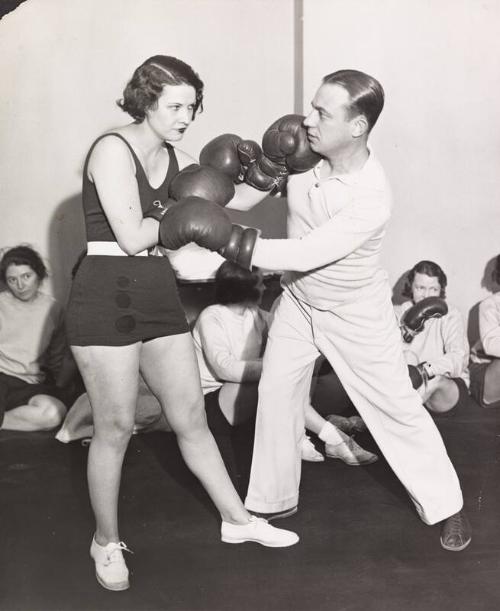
left=395, top=260, right=470, bottom=414
left=192, top=261, right=377, bottom=495
left=0, top=245, right=73, bottom=431
left=470, top=255, right=500, bottom=408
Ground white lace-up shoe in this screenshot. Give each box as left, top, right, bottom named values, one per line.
left=90, top=537, right=131, bottom=591
left=301, top=436, right=325, bottom=462
left=325, top=430, right=378, bottom=466
left=221, top=516, right=299, bottom=547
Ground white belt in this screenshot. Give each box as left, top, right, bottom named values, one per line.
left=87, top=241, right=148, bottom=257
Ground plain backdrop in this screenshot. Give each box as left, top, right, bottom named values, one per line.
left=1, top=0, right=499, bottom=341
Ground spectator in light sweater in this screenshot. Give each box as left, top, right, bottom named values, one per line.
left=0, top=245, right=73, bottom=431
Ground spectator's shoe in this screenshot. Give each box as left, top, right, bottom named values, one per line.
left=250, top=506, right=298, bottom=521
left=90, top=537, right=131, bottom=591
left=325, top=430, right=378, bottom=466
left=326, top=414, right=367, bottom=434
left=221, top=516, right=299, bottom=547
left=301, top=436, right=325, bottom=462
left=440, top=510, right=472, bottom=551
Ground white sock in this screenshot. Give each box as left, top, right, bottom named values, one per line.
left=318, top=421, right=344, bottom=446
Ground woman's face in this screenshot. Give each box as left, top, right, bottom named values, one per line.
left=411, top=272, right=441, bottom=303
left=146, top=84, right=197, bottom=141
left=5, top=264, right=41, bottom=302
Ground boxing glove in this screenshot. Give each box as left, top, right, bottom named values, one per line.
left=245, top=155, right=289, bottom=192
left=219, top=224, right=259, bottom=270
left=157, top=196, right=233, bottom=251
left=169, top=163, right=235, bottom=207
left=199, top=134, right=262, bottom=184
left=261, top=114, right=320, bottom=173
left=400, top=297, right=448, bottom=343
left=144, top=197, right=177, bottom=222
left=408, top=362, right=435, bottom=389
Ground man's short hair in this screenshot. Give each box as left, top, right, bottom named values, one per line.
left=322, top=69, right=385, bottom=132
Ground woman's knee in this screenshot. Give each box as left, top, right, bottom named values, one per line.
left=30, top=396, right=67, bottom=430
left=93, top=410, right=135, bottom=445
left=169, top=396, right=208, bottom=438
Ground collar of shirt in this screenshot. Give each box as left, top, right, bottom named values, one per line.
left=312, top=149, right=383, bottom=189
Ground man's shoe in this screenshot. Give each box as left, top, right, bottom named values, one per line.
left=440, top=510, right=472, bottom=551
left=221, top=516, right=299, bottom=547
left=325, top=430, right=378, bottom=466
left=250, top=506, right=298, bottom=521
left=90, top=536, right=131, bottom=591
left=301, top=436, right=325, bottom=462
left=326, top=414, right=367, bottom=434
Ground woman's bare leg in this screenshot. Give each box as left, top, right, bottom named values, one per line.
left=422, top=377, right=459, bottom=414
left=140, top=334, right=250, bottom=524
left=1, top=395, right=66, bottom=431
left=72, top=343, right=140, bottom=545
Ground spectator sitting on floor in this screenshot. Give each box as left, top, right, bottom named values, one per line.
left=394, top=260, right=470, bottom=414
left=0, top=245, right=75, bottom=431
left=470, top=254, right=500, bottom=408
left=192, top=260, right=377, bottom=493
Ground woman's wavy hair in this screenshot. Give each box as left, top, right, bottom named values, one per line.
left=402, top=260, right=447, bottom=299
left=214, top=261, right=262, bottom=306
left=117, top=55, right=204, bottom=122
left=0, top=245, right=48, bottom=283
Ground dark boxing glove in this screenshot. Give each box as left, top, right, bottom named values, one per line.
left=408, top=362, right=435, bottom=389
left=261, top=113, right=321, bottom=173
left=168, top=163, right=235, bottom=207
left=401, top=297, right=448, bottom=343
left=245, top=114, right=321, bottom=193
left=218, top=224, right=259, bottom=270
left=245, top=155, right=289, bottom=192
left=157, top=196, right=233, bottom=251
left=199, top=134, right=262, bottom=184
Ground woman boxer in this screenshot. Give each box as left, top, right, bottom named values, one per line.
left=65, top=55, right=297, bottom=592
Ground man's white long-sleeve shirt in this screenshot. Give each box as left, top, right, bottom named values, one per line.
left=251, top=152, right=392, bottom=309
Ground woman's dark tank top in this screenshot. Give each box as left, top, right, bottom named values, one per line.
left=82, top=133, right=179, bottom=242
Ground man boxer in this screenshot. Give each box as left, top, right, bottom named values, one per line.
left=201, top=70, right=471, bottom=551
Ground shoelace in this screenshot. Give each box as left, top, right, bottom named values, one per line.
left=104, top=542, right=133, bottom=565
left=443, top=514, right=466, bottom=539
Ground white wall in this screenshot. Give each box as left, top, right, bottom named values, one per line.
left=0, top=0, right=294, bottom=301
left=303, top=0, right=500, bottom=336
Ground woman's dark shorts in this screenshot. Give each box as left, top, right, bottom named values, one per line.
left=65, top=255, right=189, bottom=346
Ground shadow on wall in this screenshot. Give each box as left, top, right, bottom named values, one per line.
left=468, top=255, right=500, bottom=347
left=48, top=193, right=86, bottom=305
left=226, top=195, right=287, bottom=238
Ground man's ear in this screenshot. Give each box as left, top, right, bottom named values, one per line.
left=352, top=114, right=369, bottom=138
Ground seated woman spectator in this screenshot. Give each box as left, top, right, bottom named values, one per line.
left=470, top=254, right=500, bottom=408
left=192, top=260, right=377, bottom=493
left=0, top=245, right=73, bottom=431
left=394, top=260, right=470, bottom=414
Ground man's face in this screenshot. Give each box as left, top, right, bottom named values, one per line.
left=303, top=84, right=355, bottom=157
